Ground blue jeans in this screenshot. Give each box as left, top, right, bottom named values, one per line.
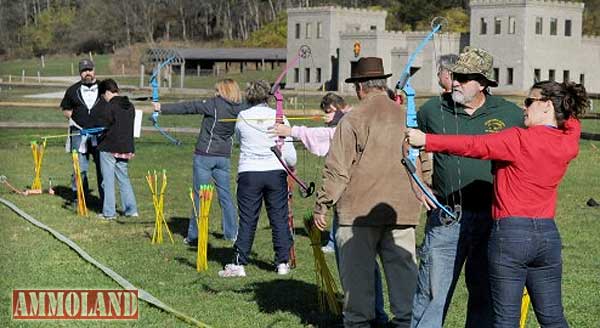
left=233, top=170, right=291, bottom=265
left=411, top=208, right=493, bottom=328
left=99, top=152, right=137, bottom=217
left=331, top=214, right=389, bottom=324
left=70, top=135, right=103, bottom=201
left=188, top=154, right=237, bottom=241
left=488, top=218, right=567, bottom=328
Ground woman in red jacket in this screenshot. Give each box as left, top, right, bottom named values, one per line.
left=406, top=80, right=589, bottom=328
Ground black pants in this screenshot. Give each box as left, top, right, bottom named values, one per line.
left=233, top=170, right=291, bottom=266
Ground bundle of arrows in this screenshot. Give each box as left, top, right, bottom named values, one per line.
left=190, top=184, right=214, bottom=272
left=146, top=170, right=174, bottom=244
left=303, top=211, right=341, bottom=315
left=28, top=139, right=46, bottom=194
left=71, top=150, right=87, bottom=217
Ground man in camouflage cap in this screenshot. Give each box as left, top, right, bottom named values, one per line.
left=410, top=47, right=524, bottom=328
left=450, top=46, right=498, bottom=87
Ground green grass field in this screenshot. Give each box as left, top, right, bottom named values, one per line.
left=1, top=83, right=600, bottom=327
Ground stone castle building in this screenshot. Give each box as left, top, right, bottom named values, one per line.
left=286, top=0, right=599, bottom=95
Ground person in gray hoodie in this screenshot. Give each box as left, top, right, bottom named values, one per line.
left=153, top=79, right=248, bottom=243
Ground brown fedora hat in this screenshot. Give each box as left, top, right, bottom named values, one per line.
left=345, top=57, right=392, bottom=83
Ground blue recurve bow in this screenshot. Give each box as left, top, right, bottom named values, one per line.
left=396, top=18, right=459, bottom=221
left=150, top=55, right=182, bottom=146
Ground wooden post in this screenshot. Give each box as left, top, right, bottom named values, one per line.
left=157, top=66, right=161, bottom=88
left=168, top=65, right=172, bottom=89
left=261, top=58, right=265, bottom=71
left=121, top=63, right=125, bottom=76
left=37, top=71, right=41, bottom=83
left=140, top=64, right=145, bottom=88
left=22, top=69, right=25, bottom=83
left=216, top=65, right=220, bottom=76
left=180, top=61, right=185, bottom=89
left=197, top=64, right=200, bottom=77
left=71, top=63, right=74, bottom=76
left=8, top=75, right=11, bottom=83
left=40, top=55, right=45, bottom=68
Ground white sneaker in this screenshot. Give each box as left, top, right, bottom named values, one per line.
left=276, top=263, right=290, bottom=275
left=218, top=264, right=246, bottom=277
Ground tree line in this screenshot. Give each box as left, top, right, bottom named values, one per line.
left=0, top=0, right=597, bottom=58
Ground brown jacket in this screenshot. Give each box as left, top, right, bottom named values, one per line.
left=314, top=90, right=421, bottom=226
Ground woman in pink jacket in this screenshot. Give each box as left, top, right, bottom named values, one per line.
left=406, top=80, right=589, bottom=328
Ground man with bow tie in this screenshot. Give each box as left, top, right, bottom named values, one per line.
left=60, top=59, right=109, bottom=208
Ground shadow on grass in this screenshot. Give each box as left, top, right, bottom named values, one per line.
left=178, top=243, right=274, bottom=272
left=168, top=216, right=190, bottom=238
left=233, top=279, right=342, bottom=327
left=54, top=185, right=102, bottom=213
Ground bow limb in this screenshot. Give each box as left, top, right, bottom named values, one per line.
left=270, top=146, right=315, bottom=198
left=396, top=18, right=457, bottom=220
left=270, top=45, right=315, bottom=197
left=150, top=55, right=181, bottom=145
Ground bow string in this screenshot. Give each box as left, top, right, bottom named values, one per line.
left=150, top=55, right=182, bottom=146
left=269, top=45, right=315, bottom=198
left=396, top=17, right=459, bottom=221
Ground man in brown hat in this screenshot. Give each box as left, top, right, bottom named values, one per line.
left=312, top=57, right=420, bottom=327
left=410, top=47, right=523, bottom=328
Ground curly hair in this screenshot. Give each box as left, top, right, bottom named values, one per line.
left=245, top=80, right=271, bottom=106
left=532, top=80, right=590, bottom=127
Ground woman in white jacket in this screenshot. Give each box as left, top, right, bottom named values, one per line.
left=219, top=80, right=297, bottom=278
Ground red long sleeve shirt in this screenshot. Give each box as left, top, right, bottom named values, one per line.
left=425, top=119, right=580, bottom=220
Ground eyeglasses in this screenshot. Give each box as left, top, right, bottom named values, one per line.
left=524, top=97, right=548, bottom=108
left=452, top=73, right=478, bottom=84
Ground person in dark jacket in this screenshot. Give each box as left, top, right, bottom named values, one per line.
left=152, top=79, right=247, bottom=243
left=60, top=59, right=108, bottom=205
left=97, top=79, right=138, bottom=220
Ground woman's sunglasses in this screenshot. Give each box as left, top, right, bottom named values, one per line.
left=524, top=97, right=548, bottom=108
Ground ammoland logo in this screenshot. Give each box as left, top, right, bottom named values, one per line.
left=12, top=289, right=138, bottom=320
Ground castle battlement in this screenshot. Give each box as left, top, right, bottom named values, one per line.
left=582, top=35, right=600, bottom=44
left=288, top=6, right=387, bottom=16
left=470, top=0, right=584, bottom=9
left=340, top=30, right=461, bottom=38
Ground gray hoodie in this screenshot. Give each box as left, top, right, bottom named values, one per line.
left=161, top=96, right=249, bottom=157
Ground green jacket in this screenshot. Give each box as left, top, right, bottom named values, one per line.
left=417, top=93, right=524, bottom=210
